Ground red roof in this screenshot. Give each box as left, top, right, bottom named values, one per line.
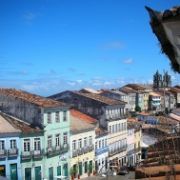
left=137, top=112, right=149, bottom=116
left=127, top=118, right=137, bottom=122
left=70, top=109, right=98, bottom=124
left=168, top=113, right=180, bottom=122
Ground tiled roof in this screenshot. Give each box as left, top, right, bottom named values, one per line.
left=79, top=88, right=100, bottom=94
left=70, top=115, right=95, bottom=132
left=74, top=91, right=126, bottom=105
left=168, top=113, right=180, bottom=122
left=149, top=91, right=162, bottom=96
left=125, top=84, right=146, bottom=90
left=127, top=118, right=137, bottom=122
left=0, top=88, right=68, bottom=108
left=158, top=116, right=178, bottom=125
left=70, top=109, right=98, bottom=124
left=170, top=87, right=180, bottom=93
left=137, top=112, right=149, bottom=116
left=0, top=113, right=21, bottom=134
left=95, top=128, right=108, bottom=137
left=119, top=87, right=137, bottom=93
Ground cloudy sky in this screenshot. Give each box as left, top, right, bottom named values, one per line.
left=0, top=0, right=180, bottom=96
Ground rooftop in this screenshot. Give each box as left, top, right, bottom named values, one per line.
left=74, top=91, right=126, bottom=105
left=70, top=115, right=95, bottom=132
left=95, top=128, right=108, bottom=137
left=0, top=113, right=21, bottom=134
left=149, top=91, right=162, bottom=96
left=70, top=109, right=98, bottom=124
left=137, top=112, right=149, bottom=116
left=0, top=88, right=68, bottom=108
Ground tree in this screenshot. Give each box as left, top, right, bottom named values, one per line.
left=135, top=105, right=141, bottom=112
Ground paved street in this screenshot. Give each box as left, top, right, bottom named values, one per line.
left=81, top=171, right=135, bottom=180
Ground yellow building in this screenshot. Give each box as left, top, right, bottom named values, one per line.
left=70, top=113, right=96, bottom=179
left=142, top=92, right=149, bottom=111
left=134, top=127, right=142, bottom=164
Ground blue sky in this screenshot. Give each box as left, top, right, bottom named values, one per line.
left=0, top=0, right=180, bottom=96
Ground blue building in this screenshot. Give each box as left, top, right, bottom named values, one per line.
left=0, top=113, right=22, bottom=180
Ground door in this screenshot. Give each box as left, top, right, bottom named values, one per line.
left=57, top=166, right=61, bottom=176
left=49, top=167, right=53, bottom=180
left=89, top=161, right=92, bottom=173
left=64, top=164, right=68, bottom=177
left=25, top=168, right=31, bottom=180
left=84, top=162, right=87, bottom=174
left=0, top=165, right=5, bottom=177
left=79, top=164, right=82, bottom=175
left=10, top=164, right=17, bottom=180
left=34, top=166, right=41, bottom=180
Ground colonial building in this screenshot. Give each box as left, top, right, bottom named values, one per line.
left=127, top=124, right=134, bottom=166
left=0, top=88, right=71, bottom=180
left=0, top=113, right=22, bottom=180
left=70, top=112, right=95, bottom=179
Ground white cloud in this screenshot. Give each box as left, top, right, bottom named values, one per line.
left=122, top=58, right=134, bottom=64
left=77, top=80, right=82, bottom=83
left=100, top=41, right=125, bottom=50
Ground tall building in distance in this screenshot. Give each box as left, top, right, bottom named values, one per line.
left=153, top=70, right=171, bottom=90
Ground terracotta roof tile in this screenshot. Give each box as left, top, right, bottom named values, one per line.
left=168, top=113, right=180, bottom=121
left=137, top=112, right=149, bottom=116
left=0, top=88, right=68, bottom=108
left=74, top=91, right=126, bottom=105
left=70, top=109, right=98, bottom=124
left=70, top=115, right=95, bottom=132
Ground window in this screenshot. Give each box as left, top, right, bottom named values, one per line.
left=34, top=138, right=40, bottom=151
left=63, top=133, right=68, bottom=145
left=72, top=140, right=76, bottom=151
left=95, top=141, right=97, bottom=150
left=56, top=134, right=60, bottom=147
left=47, top=136, right=52, bottom=149
left=78, top=139, right=82, bottom=149
left=0, top=140, right=5, bottom=150
left=10, top=139, right=16, bottom=149
left=109, top=126, right=111, bottom=134
left=119, top=123, right=120, bottom=132
left=89, top=136, right=92, bottom=145
left=102, top=139, right=104, bottom=148
left=24, top=139, right=30, bottom=152
left=105, top=139, right=107, bottom=146
left=99, top=140, right=101, bottom=149
left=63, top=111, right=67, bottom=121
left=55, top=111, right=60, bottom=122
left=112, top=125, right=114, bottom=133
left=47, top=112, right=52, bottom=123
left=84, top=137, right=87, bottom=147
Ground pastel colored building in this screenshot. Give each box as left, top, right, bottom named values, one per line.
left=70, top=113, right=95, bottom=179
left=134, top=127, right=142, bottom=164
left=94, top=128, right=108, bottom=173
left=127, top=124, right=134, bottom=166
left=0, top=113, right=22, bottom=180
left=0, top=88, right=71, bottom=180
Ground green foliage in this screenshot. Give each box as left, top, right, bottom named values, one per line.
left=135, top=105, right=141, bottom=112
left=70, top=167, right=75, bottom=175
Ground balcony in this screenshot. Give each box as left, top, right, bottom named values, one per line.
left=109, top=145, right=127, bottom=157
left=77, top=148, right=84, bottom=155
left=32, top=149, right=44, bottom=159
left=8, top=148, right=18, bottom=157
left=134, top=147, right=141, bottom=153
left=21, top=151, right=32, bottom=160
left=127, top=149, right=134, bottom=155
left=72, top=150, right=77, bottom=158
left=95, top=146, right=109, bottom=155
left=46, top=144, right=69, bottom=157
left=83, top=146, right=89, bottom=153
left=89, top=144, right=94, bottom=152
left=0, top=149, right=6, bottom=158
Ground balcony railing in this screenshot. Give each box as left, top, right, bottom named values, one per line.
left=127, top=149, right=134, bottom=155
left=72, top=150, right=77, bottom=158
left=77, top=148, right=84, bottom=155
left=8, top=148, right=18, bottom=157
left=46, top=144, right=69, bottom=156
left=21, top=151, right=32, bottom=160
left=32, top=149, right=44, bottom=159
left=95, top=146, right=109, bottom=155
left=83, top=146, right=89, bottom=153
left=0, top=149, right=6, bottom=158
left=134, top=147, right=141, bottom=153
left=109, top=145, right=127, bottom=157
left=89, top=144, right=94, bottom=152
